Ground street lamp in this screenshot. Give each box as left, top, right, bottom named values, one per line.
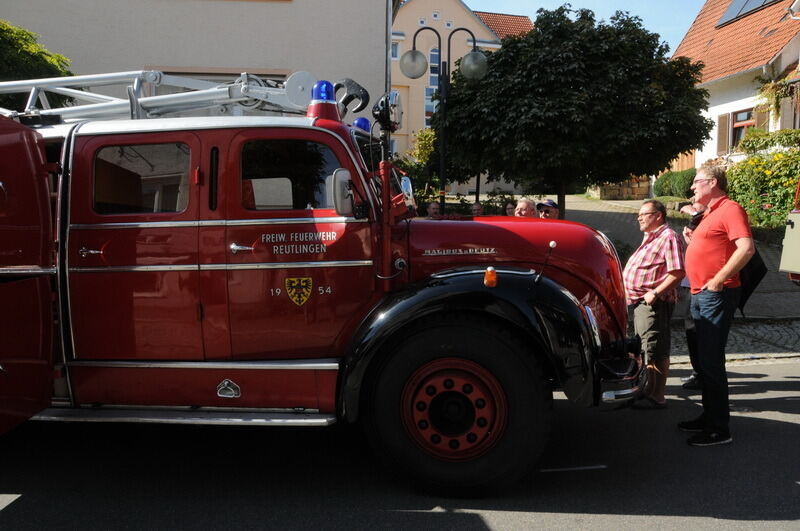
left=400, top=27, right=487, bottom=213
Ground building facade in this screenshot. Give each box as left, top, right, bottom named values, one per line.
left=2, top=0, right=401, bottom=120
left=391, top=0, right=532, bottom=196
left=673, top=0, right=800, bottom=169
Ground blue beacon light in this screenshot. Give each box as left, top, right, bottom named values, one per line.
left=354, top=117, right=371, bottom=131
left=312, top=80, right=335, bottom=103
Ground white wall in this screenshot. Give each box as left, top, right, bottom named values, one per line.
left=2, top=0, right=389, bottom=118
left=697, top=72, right=762, bottom=165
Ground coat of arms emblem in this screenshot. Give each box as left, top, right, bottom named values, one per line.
left=285, top=277, right=313, bottom=306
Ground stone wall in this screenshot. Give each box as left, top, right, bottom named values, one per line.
left=586, top=176, right=651, bottom=200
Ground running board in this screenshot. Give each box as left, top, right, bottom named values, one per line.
left=32, top=407, right=337, bottom=427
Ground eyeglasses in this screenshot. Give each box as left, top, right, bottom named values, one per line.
left=692, top=178, right=714, bottom=185
left=637, top=211, right=658, bottom=218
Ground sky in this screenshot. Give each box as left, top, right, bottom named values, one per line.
left=465, top=0, right=707, bottom=53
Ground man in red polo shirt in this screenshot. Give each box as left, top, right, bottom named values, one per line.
left=681, top=166, right=754, bottom=446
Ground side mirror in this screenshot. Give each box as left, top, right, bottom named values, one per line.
left=400, top=175, right=416, bottom=210
left=332, top=168, right=354, bottom=217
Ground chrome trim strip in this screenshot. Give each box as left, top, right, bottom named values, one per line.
left=68, top=261, right=373, bottom=273
left=70, top=220, right=199, bottom=230
left=67, top=359, right=340, bottom=370
left=0, top=266, right=57, bottom=276
left=201, top=260, right=373, bottom=271
left=31, top=408, right=337, bottom=426
left=69, top=265, right=199, bottom=273
left=431, top=268, right=535, bottom=279
left=222, top=217, right=366, bottom=226
left=70, top=217, right=367, bottom=230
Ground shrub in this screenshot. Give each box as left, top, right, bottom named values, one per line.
left=670, top=168, right=696, bottom=198
left=727, top=149, right=800, bottom=228
left=653, top=172, right=673, bottom=197
left=739, top=127, right=800, bottom=155
left=653, top=168, right=696, bottom=198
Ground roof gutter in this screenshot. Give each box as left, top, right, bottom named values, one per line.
left=699, top=65, right=766, bottom=87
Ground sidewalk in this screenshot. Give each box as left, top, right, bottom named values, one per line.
left=565, top=194, right=800, bottom=363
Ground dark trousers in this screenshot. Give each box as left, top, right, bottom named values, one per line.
left=679, top=286, right=700, bottom=375
left=690, top=287, right=740, bottom=434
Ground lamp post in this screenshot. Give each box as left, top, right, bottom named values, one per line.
left=400, top=27, right=487, bottom=213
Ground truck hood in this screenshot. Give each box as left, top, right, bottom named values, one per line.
left=406, top=216, right=627, bottom=338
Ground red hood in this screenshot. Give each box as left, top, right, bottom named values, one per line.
left=406, top=216, right=626, bottom=340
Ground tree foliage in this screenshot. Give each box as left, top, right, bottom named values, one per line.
left=0, top=19, right=72, bottom=110
left=438, top=6, right=712, bottom=201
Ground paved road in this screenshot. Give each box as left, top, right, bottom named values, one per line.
left=1, top=359, right=797, bottom=530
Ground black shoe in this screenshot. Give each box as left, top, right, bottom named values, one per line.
left=678, top=417, right=706, bottom=432
left=687, top=431, right=732, bottom=447
left=682, top=375, right=702, bottom=390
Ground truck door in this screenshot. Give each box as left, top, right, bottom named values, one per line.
left=0, top=117, right=53, bottom=433
left=224, top=129, right=378, bottom=360
left=67, top=131, right=204, bottom=360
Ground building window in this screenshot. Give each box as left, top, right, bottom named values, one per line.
left=419, top=17, right=426, bottom=26
left=391, top=42, right=399, bottom=60
left=716, top=108, right=767, bottom=154
left=429, top=48, right=439, bottom=87
left=425, top=87, right=437, bottom=128
left=446, top=20, right=454, bottom=29
left=731, top=109, right=755, bottom=147
left=432, top=11, right=441, bottom=20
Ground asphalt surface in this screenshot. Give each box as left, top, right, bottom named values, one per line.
left=0, top=359, right=797, bottom=530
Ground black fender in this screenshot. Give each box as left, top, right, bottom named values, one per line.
left=339, top=266, right=600, bottom=422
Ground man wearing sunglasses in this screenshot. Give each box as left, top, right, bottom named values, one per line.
left=681, top=167, right=755, bottom=447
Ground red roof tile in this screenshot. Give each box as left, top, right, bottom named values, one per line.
left=473, top=11, right=533, bottom=39
left=674, top=0, right=800, bottom=84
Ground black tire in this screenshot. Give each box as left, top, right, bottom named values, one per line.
left=364, top=314, right=552, bottom=493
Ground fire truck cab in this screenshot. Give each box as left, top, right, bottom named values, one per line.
left=0, top=71, right=639, bottom=491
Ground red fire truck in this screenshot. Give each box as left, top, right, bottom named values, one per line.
left=0, top=71, right=639, bottom=490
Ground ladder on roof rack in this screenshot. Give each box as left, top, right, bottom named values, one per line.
left=0, top=70, right=318, bottom=121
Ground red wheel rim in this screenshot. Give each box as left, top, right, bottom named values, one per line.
left=400, top=357, right=507, bottom=462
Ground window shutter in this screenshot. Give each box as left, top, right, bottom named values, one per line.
left=717, top=114, right=730, bottom=155
left=780, top=97, right=795, bottom=130
left=755, top=109, right=769, bottom=130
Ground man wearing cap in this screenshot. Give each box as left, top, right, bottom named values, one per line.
left=536, top=199, right=560, bottom=219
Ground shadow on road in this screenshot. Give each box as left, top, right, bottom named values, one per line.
left=2, top=366, right=799, bottom=529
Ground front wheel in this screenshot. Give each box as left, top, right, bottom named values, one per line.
left=365, top=316, right=552, bottom=492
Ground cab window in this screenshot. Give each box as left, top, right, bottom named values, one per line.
left=241, top=139, right=340, bottom=210
left=93, top=143, right=190, bottom=215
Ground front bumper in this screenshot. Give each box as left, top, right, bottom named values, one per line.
left=597, top=336, right=643, bottom=403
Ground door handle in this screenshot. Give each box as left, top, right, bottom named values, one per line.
left=787, top=219, right=795, bottom=229
left=78, top=247, right=103, bottom=258
left=229, top=243, right=255, bottom=254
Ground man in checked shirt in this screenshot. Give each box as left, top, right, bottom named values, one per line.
left=623, top=199, right=685, bottom=408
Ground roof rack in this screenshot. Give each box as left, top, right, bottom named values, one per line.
left=0, top=70, right=317, bottom=122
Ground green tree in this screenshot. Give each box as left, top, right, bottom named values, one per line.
left=438, top=6, right=712, bottom=217
left=0, top=19, right=72, bottom=111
